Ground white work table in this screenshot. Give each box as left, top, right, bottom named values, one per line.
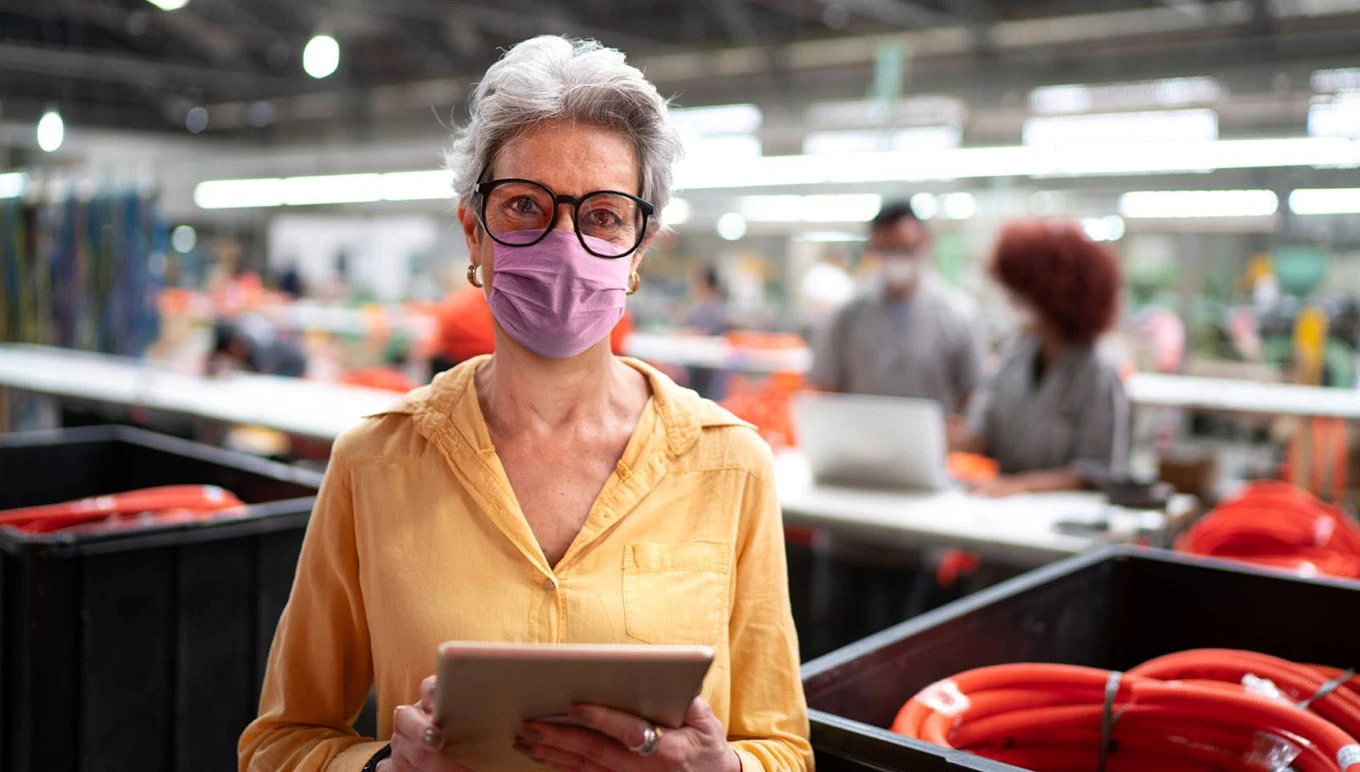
left=1, top=344, right=1189, bottom=565
left=624, top=332, right=812, bottom=373
left=1125, top=373, right=1360, bottom=420
left=775, top=451, right=1187, bottom=566
left=624, top=333, right=1360, bottom=421
left=0, top=344, right=396, bottom=441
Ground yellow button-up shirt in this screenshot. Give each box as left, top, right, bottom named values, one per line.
left=240, top=356, right=812, bottom=772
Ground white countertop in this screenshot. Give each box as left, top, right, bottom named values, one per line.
left=624, top=333, right=1360, bottom=421
left=1, top=345, right=1196, bottom=562
left=774, top=451, right=1178, bottom=565
left=1124, top=372, right=1360, bottom=420
left=624, top=332, right=812, bottom=373
left=0, top=344, right=396, bottom=440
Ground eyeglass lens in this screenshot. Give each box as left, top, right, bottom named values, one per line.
left=483, top=181, right=644, bottom=257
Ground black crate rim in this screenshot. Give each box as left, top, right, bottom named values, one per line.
left=800, top=545, right=1360, bottom=772
left=0, top=425, right=324, bottom=557
left=801, top=545, right=1360, bottom=683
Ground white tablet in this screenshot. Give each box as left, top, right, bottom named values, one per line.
left=434, top=641, right=714, bottom=771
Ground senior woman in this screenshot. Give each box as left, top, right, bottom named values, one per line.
left=239, top=36, right=812, bottom=772
left=949, top=220, right=1129, bottom=497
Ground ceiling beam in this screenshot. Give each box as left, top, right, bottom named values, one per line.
left=1158, top=0, right=1211, bottom=22
left=0, top=41, right=299, bottom=95
left=700, top=0, right=764, bottom=44
left=806, top=0, right=968, bottom=29
left=325, top=0, right=685, bottom=55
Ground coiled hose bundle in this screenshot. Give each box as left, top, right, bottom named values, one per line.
left=1178, top=482, right=1360, bottom=580
left=894, top=649, right=1360, bottom=772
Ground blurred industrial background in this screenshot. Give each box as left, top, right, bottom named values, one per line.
left=4, top=4, right=1360, bottom=772
left=5, top=1, right=1360, bottom=357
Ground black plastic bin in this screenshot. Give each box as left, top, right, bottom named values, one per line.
left=800, top=546, right=1360, bottom=772
left=0, top=426, right=324, bottom=772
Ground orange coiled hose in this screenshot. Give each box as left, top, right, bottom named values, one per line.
left=894, top=651, right=1360, bottom=772
left=0, top=485, right=246, bottom=533
left=1178, top=482, right=1360, bottom=581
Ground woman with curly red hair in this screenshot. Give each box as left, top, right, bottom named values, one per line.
left=949, top=220, right=1129, bottom=497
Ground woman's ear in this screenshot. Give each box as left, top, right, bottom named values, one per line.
left=457, top=201, right=482, bottom=253
left=629, top=232, right=656, bottom=275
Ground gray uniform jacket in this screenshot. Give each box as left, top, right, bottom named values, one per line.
left=808, top=280, right=983, bottom=414
left=968, top=333, right=1129, bottom=476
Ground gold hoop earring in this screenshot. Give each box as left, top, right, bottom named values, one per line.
left=626, top=272, right=641, bottom=295
left=466, top=263, right=483, bottom=288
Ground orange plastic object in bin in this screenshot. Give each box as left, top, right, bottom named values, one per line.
left=342, top=367, right=419, bottom=394
left=0, top=485, right=246, bottom=534
left=948, top=453, right=999, bottom=484
left=1177, top=481, right=1360, bottom=580
left=893, top=650, right=1360, bottom=772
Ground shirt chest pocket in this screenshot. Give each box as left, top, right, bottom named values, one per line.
left=622, top=542, right=730, bottom=646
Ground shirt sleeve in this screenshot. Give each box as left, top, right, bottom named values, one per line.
left=965, top=368, right=997, bottom=450
left=728, top=443, right=814, bottom=772
left=807, top=303, right=852, bottom=392
left=952, top=321, right=985, bottom=408
left=1069, top=364, right=1130, bottom=472
left=239, top=437, right=386, bottom=772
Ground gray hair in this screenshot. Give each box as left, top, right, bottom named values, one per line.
left=447, top=36, right=683, bottom=236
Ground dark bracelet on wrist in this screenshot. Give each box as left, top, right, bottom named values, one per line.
left=361, top=744, right=392, bottom=772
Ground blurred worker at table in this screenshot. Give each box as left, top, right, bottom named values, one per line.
left=808, top=199, right=982, bottom=413
left=240, top=35, right=810, bottom=772
left=950, top=220, right=1129, bottom=497
left=683, top=263, right=730, bottom=399
left=684, top=263, right=729, bottom=336
left=209, top=316, right=307, bottom=378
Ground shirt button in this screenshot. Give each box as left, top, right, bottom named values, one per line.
left=544, top=579, right=557, bottom=592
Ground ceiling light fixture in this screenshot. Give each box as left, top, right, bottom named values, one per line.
left=303, top=34, right=340, bottom=79
left=0, top=172, right=28, bottom=199
left=37, top=108, right=64, bottom=153
left=194, top=171, right=456, bottom=209
left=1118, top=190, right=1279, bottom=219
left=716, top=213, right=747, bottom=241
left=1289, top=188, right=1360, bottom=215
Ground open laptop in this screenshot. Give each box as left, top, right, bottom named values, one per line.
left=793, top=392, right=950, bottom=491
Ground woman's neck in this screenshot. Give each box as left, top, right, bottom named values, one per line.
left=477, top=329, right=640, bottom=432
left=1036, top=328, right=1069, bottom=369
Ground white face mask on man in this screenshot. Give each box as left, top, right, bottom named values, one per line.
left=877, top=252, right=922, bottom=288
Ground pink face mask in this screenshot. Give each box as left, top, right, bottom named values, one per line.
left=486, top=229, right=632, bottom=359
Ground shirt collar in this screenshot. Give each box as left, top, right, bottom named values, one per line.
left=371, top=355, right=751, bottom=459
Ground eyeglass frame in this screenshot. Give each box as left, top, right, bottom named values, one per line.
left=471, top=174, right=655, bottom=259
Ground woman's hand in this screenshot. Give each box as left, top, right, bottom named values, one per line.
left=515, top=698, right=741, bottom=772
left=972, top=475, right=1032, bottom=498
left=946, top=414, right=985, bottom=454
left=973, top=469, right=1088, bottom=497
left=377, top=676, right=472, bottom=772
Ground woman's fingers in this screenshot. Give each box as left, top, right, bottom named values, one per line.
left=522, top=721, right=631, bottom=771
left=515, top=737, right=596, bottom=771
left=395, top=704, right=443, bottom=749
left=419, top=675, right=438, bottom=715
left=684, top=697, right=725, bottom=735
left=567, top=704, right=653, bottom=749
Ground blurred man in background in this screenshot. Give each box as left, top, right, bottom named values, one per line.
left=808, top=199, right=983, bottom=413
left=684, top=263, right=729, bottom=336
left=683, top=263, right=730, bottom=398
